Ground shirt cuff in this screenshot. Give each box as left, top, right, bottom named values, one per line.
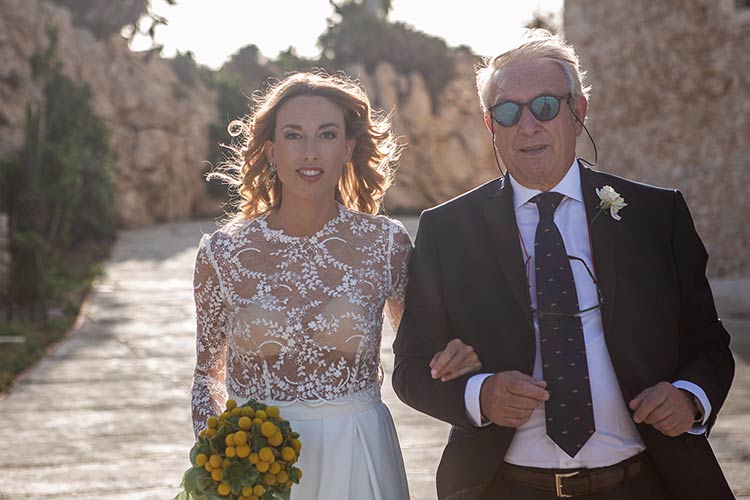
left=465, top=373, right=493, bottom=427
left=673, top=380, right=712, bottom=434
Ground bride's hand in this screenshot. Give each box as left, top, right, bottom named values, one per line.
left=429, top=338, right=482, bottom=382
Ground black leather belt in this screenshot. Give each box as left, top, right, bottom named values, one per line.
left=502, top=453, right=645, bottom=498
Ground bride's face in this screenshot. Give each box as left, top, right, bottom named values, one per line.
left=265, top=95, right=355, bottom=206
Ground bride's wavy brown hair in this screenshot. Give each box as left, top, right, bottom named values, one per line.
left=212, top=71, right=402, bottom=219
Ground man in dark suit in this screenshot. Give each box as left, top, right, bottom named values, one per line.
left=392, top=30, right=734, bottom=500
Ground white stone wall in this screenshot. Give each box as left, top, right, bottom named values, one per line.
left=565, top=0, right=750, bottom=277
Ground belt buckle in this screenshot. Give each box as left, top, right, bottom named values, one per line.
left=555, top=470, right=580, bottom=498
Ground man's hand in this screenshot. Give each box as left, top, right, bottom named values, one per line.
left=479, top=371, right=549, bottom=428
left=629, top=382, right=698, bottom=437
left=429, top=338, right=482, bottom=382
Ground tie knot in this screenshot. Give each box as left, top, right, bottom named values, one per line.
left=533, top=192, right=564, bottom=218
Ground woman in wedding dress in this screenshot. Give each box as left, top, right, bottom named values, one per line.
left=190, top=72, right=481, bottom=500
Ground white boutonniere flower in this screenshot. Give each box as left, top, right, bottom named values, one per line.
left=591, top=185, right=627, bottom=224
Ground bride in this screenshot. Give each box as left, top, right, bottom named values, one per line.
left=191, top=72, right=481, bottom=500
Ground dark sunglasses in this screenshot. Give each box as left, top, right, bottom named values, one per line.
left=489, top=94, right=571, bottom=127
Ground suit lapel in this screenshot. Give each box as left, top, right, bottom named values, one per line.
left=480, top=176, right=533, bottom=330
left=580, top=163, right=617, bottom=332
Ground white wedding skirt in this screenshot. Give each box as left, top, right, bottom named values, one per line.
left=259, top=395, right=410, bottom=500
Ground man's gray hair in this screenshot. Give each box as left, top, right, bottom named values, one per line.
left=475, top=29, right=591, bottom=113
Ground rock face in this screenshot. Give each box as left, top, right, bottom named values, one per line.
left=0, top=0, right=499, bottom=229
left=0, top=0, right=218, bottom=228
left=351, top=56, right=499, bottom=212
left=565, top=0, right=750, bottom=277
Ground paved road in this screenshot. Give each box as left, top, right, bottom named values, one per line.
left=0, top=218, right=747, bottom=499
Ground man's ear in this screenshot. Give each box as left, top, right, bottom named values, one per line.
left=571, top=95, right=588, bottom=136
left=484, top=113, right=494, bottom=133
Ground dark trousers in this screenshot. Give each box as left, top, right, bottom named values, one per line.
left=480, top=454, right=670, bottom=500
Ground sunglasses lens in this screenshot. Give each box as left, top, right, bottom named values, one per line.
left=530, top=95, right=561, bottom=121
left=493, top=102, right=521, bottom=127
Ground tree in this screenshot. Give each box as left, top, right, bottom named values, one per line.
left=48, top=0, right=176, bottom=43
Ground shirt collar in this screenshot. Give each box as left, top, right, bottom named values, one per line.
left=508, top=159, right=583, bottom=210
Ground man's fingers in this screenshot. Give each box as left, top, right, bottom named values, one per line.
left=644, top=405, right=675, bottom=426
left=632, top=388, right=668, bottom=423
left=507, top=394, right=546, bottom=411
left=507, top=378, right=549, bottom=402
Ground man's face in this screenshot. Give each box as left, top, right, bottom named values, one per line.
left=485, top=58, right=587, bottom=191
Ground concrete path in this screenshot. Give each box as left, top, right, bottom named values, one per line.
left=0, top=219, right=747, bottom=499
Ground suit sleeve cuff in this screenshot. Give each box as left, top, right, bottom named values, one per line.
left=673, top=380, right=712, bottom=434
left=465, top=373, right=493, bottom=427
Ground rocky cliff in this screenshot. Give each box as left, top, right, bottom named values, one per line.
left=0, top=0, right=217, bottom=228
left=0, top=0, right=499, bottom=228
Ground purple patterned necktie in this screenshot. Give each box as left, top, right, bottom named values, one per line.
left=533, top=192, right=595, bottom=458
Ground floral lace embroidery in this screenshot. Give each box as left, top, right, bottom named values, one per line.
left=191, top=204, right=411, bottom=435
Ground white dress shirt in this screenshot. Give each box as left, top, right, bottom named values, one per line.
left=463, top=161, right=711, bottom=469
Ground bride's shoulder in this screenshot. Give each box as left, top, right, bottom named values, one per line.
left=198, top=216, right=264, bottom=251
left=343, top=208, right=406, bottom=235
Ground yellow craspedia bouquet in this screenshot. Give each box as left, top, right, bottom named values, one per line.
left=174, top=399, right=302, bottom=500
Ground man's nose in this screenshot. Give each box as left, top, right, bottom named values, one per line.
left=517, top=106, right=541, bottom=135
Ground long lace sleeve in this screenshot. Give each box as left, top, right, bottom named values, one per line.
left=191, top=234, right=228, bottom=437
left=384, top=220, right=413, bottom=332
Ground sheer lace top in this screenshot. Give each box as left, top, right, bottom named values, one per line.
left=191, top=204, right=412, bottom=435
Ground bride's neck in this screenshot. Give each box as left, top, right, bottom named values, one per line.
left=266, top=198, right=339, bottom=237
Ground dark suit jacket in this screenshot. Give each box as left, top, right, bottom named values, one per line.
left=392, top=164, right=735, bottom=500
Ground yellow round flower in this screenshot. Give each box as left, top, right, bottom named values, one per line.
left=225, top=434, right=235, bottom=447
left=207, top=416, right=219, bottom=429
left=266, top=406, right=280, bottom=418
left=225, top=446, right=236, bottom=458
left=291, top=438, right=302, bottom=453
left=209, top=454, right=223, bottom=468
left=248, top=452, right=260, bottom=464
left=264, top=473, right=277, bottom=486
left=268, top=432, right=283, bottom=447
left=241, top=406, right=255, bottom=417
left=225, top=399, right=237, bottom=410
left=252, top=417, right=264, bottom=426
left=293, top=467, right=303, bottom=479
left=236, top=445, right=251, bottom=458
left=261, top=421, right=278, bottom=438
left=199, top=429, right=208, bottom=438
left=231, top=407, right=242, bottom=417
left=242, top=486, right=253, bottom=496
left=281, top=447, right=296, bottom=462
left=269, top=462, right=281, bottom=475
left=258, top=447, right=275, bottom=463
left=211, top=468, right=223, bottom=482
left=195, top=453, right=208, bottom=467
left=234, top=430, right=249, bottom=445
left=253, top=485, right=265, bottom=496
left=205, top=428, right=217, bottom=438
left=220, top=411, right=230, bottom=421
left=204, top=462, right=213, bottom=473
left=217, top=482, right=232, bottom=496
left=256, top=460, right=270, bottom=473
left=255, top=410, right=267, bottom=420
left=238, top=416, right=252, bottom=431
left=276, top=470, right=289, bottom=484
